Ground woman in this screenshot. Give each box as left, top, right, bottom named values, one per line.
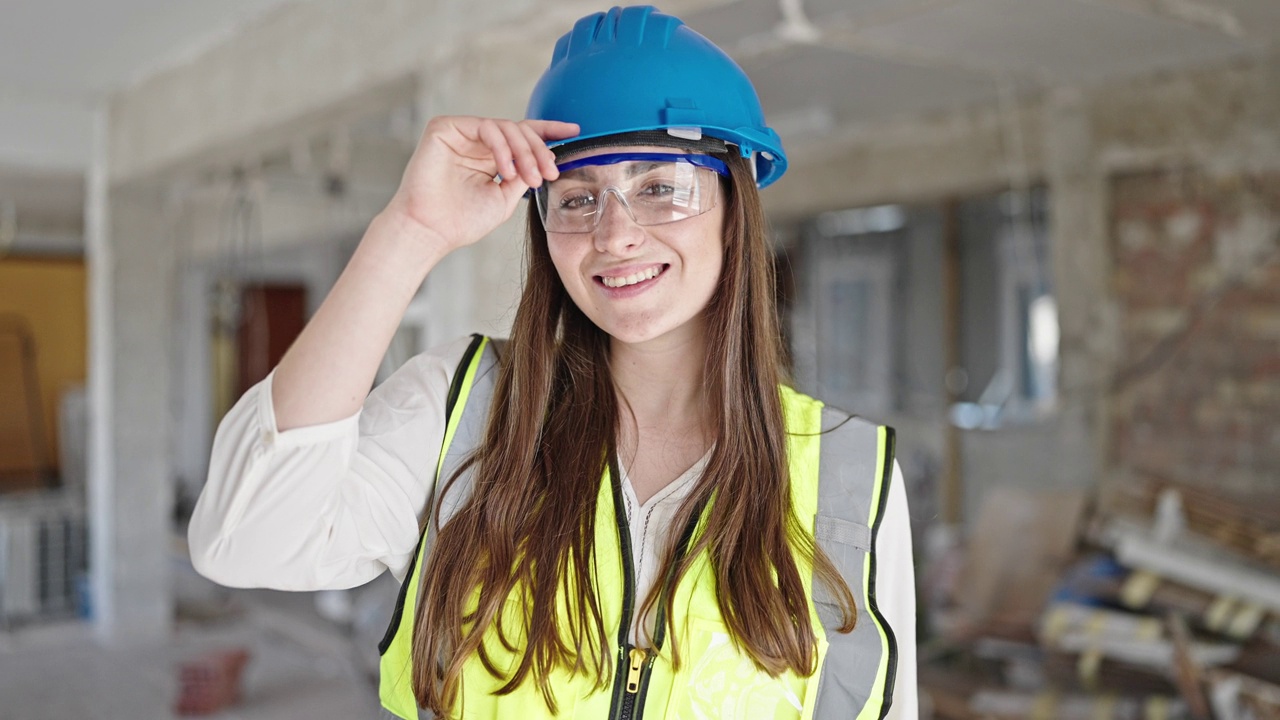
left=190, top=5, right=916, bottom=719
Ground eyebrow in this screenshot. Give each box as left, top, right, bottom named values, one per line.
left=626, top=162, right=665, bottom=178
left=558, top=166, right=598, bottom=182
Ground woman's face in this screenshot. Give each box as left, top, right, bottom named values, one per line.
left=543, top=145, right=726, bottom=348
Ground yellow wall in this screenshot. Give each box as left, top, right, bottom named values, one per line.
left=0, top=257, right=87, bottom=475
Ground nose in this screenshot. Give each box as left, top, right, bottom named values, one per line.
left=592, top=189, right=646, bottom=256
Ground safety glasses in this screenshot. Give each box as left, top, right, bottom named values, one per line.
left=533, top=152, right=728, bottom=234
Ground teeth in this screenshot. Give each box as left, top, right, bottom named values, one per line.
left=602, top=266, right=662, bottom=288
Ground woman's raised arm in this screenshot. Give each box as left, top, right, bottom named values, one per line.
left=269, top=116, right=576, bottom=430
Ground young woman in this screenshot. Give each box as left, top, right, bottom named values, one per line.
left=190, top=6, right=916, bottom=719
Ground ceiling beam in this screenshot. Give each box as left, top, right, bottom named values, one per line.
left=0, top=94, right=93, bottom=173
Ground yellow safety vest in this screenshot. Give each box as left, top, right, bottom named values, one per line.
left=378, top=335, right=898, bottom=719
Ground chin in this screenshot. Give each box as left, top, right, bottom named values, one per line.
left=600, top=315, right=705, bottom=348
left=606, top=329, right=664, bottom=346
left=597, top=322, right=660, bottom=345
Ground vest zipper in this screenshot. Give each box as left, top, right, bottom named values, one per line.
left=617, top=646, right=647, bottom=720
left=605, top=457, right=639, bottom=720
left=604, top=457, right=705, bottom=720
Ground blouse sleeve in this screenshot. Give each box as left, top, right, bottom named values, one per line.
left=879, top=460, right=918, bottom=719
left=187, top=336, right=474, bottom=591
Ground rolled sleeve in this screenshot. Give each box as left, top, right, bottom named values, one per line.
left=188, top=336, right=473, bottom=590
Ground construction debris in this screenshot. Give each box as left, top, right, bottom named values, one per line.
left=921, top=480, right=1280, bottom=720
left=174, top=647, right=251, bottom=716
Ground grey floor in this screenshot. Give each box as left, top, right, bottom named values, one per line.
left=0, top=557, right=393, bottom=720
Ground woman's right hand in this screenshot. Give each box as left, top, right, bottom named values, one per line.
left=381, top=116, right=580, bottom=257
left=270, top=117, right=578, bottom=430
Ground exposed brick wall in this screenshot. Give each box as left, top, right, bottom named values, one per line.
left=1110, top=169, right=1280, bottom=494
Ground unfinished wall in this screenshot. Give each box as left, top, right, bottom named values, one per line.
left=1109, top=168, right=1280, bottom=495
left=774, top=49, right=1280, bottom=523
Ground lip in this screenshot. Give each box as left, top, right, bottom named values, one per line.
left=593, top=262, right=669, bottom=298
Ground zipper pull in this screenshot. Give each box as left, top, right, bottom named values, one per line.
left=626, top=647, right=647, bottom=694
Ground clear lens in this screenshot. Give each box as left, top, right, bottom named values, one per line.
left=535, top=153, right=727, bottom=234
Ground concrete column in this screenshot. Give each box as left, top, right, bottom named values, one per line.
left=85, top=107, right=116, bottom=641
left=103, top=180, right=176, bottom=643
left=1044, top=87, right=1114, bottom=490
left=87, top=102, right=175, bottom=642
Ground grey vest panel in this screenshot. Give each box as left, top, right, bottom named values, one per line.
left=428, top=343, right=502, bottom=543
left=410, top=338, right=503, bottom=720
left=395, top=339, right=898, bottom=719
left=811, top=407, right=898, bottom=720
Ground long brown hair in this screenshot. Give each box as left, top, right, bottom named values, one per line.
left=411, top=152, right=857, bottom=715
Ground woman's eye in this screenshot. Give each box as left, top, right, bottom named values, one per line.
left=558, top=192, right=596, bottom=210
left=638, top=182, right=676, bottom=199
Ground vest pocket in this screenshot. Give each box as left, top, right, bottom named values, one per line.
left=660, top=616, right=817, bottom=720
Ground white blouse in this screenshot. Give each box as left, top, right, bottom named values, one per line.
left=188, top=336, right=917, bottom=718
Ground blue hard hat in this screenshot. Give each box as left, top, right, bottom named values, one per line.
left=526, top=5, right=787, bottom=188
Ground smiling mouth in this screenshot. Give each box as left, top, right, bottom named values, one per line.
left=597, top=264, right=668, bottom=288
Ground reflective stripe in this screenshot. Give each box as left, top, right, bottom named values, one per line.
left=378, top=335, right=495, bottom=720
left=811, top=409, right=898, bottom=720
left=379, top=337, right=898, bottom=719
left=431, top=340, right=502, bottom=532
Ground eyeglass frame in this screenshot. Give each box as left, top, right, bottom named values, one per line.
left=531, top=152, right=730, bottom=233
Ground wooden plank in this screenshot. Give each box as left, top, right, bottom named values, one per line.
left=1165, top=612, right=1212, bottom=720
left=942, top=198, right=963, bottom=526
left=1113, top=527, right=1280, bottom=615
left=958, top=489, right=1089, bottom=634
left=1038, top=602, right=1241, bottom=669
left=970, top=690, right=1187, bottom=720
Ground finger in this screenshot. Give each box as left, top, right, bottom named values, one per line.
left=517, top=122, right=560, bottom=183
left=524, top=119, right=580, bottom=142
left=497, top=174, right=532, bottom=208
left=496, top=120, right=543, bottom=188
left=477, top=119, right=516, bottom=180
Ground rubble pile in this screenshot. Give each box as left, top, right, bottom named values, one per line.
left=920, top=481, right=1280, bottom=720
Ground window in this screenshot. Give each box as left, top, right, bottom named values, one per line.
left=785, top=189, right=1057, bottom=429
left=952, top=188, right=1057, bottom=428
left=789, top=205, right=905, bottom=418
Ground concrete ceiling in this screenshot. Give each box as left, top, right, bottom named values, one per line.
left=0, top=0, right=297, bottom=99
left=687, top=0, right=1278, bottom=144
left=0, top=0, right=298, bottom=174
left=0, top=0, right=298, bottom=253
left=0, top=0, right=1278, bottom=252
left=3, top=0, right=1277, bottom=172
